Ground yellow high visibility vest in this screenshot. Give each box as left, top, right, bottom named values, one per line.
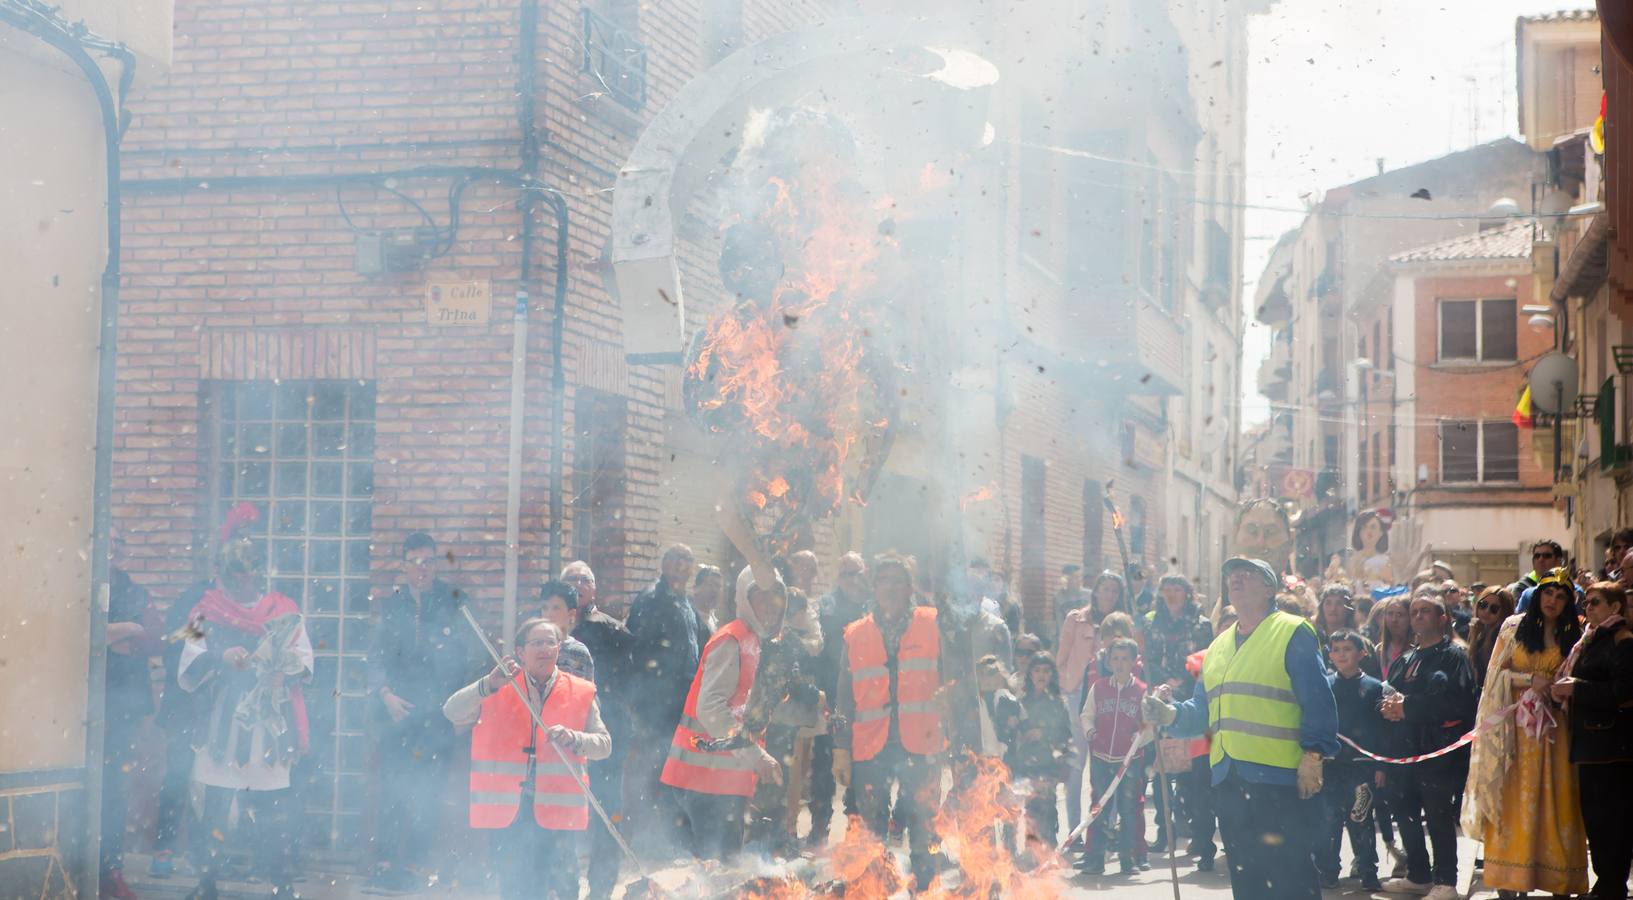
left=1200, top=610, right=1311, bottom=770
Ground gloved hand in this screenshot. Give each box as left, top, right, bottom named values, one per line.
left=832, top=749, right=852, bottom=788
left=1297, top=751, right=1324, bottom=799
left=1142, top=694, right=1177, bottom=727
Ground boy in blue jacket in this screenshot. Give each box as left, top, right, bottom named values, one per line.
left=1321, top=629, right=1384, bottom=891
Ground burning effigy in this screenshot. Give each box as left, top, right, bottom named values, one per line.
left=684, top=108, right=900, bottom=555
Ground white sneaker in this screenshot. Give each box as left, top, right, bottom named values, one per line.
left=1424, top=886, right=1461, bottom=900
left=1380, top=878, right=1432, bottom=895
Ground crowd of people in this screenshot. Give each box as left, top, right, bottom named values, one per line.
left=91, top=502, right=1633, bottom=900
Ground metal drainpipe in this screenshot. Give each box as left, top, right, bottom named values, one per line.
left=502, top=0, right=541, bottom=649
left=0, top=2, right=132, bottom=895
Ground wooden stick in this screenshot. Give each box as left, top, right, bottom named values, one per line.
left=1155, top=729, right=1182, bottom=900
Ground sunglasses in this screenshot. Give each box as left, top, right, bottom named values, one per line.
left=1477, top=601, right=1502, bottom=612
left=1586, top=596, right=1616, bottom=609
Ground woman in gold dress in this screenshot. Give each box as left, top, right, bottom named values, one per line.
left=1463, top=570, right=1588, bottom=898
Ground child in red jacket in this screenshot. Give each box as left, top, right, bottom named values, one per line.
left=1079, top=638, right=1149, bottom=875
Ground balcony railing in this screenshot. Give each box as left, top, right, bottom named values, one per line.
left=581, top=7, right=648, bottom=111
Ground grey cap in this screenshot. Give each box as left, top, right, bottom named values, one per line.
left=1222, top=557, right=1279, bottom=590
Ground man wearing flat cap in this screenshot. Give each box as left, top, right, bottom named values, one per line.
left=1145, top=557, right=1339, bottom=900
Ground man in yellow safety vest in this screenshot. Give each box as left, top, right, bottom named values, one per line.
left=1144, top=557, right=1339, bottom=900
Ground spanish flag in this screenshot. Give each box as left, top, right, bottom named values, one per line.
left=1513, top=384, right=1535, bottom=429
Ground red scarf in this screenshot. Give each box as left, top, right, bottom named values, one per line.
left=191, top=587, right=309, bottom=752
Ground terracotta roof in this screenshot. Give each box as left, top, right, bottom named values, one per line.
left=1389, top=222, right=1541, bottom=264
left=1517, top=9, right=1597, bottom=24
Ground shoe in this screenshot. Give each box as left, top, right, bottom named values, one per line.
left=1135, top=859, right=1152, bottom=872
left=1078, top=858, right=1105, bottom=876
left=1424, top=886, right=1460, bottom=900
left=1380, top=877, right=1432, bottom=895
left=1196, top=855, right=1216, bottom=872
left=1391, top=860, right=1409, bottom=879
left=1320, top=872, right=1340, bottom=889
left=1361, top=874, right=1382, bottom=891
left=149, top=852, right=175, bottom=879
left=101, top=870, right=138, bottom=900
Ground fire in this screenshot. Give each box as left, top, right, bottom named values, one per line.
left=958, top=483, right=996, bottom=511
left=920, top=755, right=1065, bottom=899
left=685, top=117, right=896, bottom=551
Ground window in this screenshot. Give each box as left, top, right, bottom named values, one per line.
left=1021, top=456, right=1046, bottom=629
left=581, top=4, right=648, bottom=110
left=572, top=390, right=629, bottom=599
left=1082, top=480, right=1104, bottom=574
left=1129, top=496, right=1148, bottom=557
left=1439, top=420, right=1520, bottom=483
left=205, top=379, right=375, bottom=848
left=1438, top=299, right=1517, bottom=362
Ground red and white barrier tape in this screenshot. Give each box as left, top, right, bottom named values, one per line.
left=1337, top=697, right=1527, bottom=765
left=1057, top=727, right=1153, bottom=851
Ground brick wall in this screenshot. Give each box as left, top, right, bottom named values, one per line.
left=117, top=0, right=846, bottom=616
left=1408, top=268, right=1558, bottom=507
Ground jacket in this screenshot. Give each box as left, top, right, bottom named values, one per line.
left=573, top=607, right=634, bottom=749
left=468, top=670, right=597, bottom=830
left=1567, top=626, right=1633, bottom=764
left=1327, top=670, right=1385, bottom=770
left=834, top=606, right=945, bottom=759
left=1010, top=692, right=1074, bottom=779
left=814, top=586, right=869, bottom=703
left=1385, top=636, right=1477, bottom=771
left=626, top=579, right=702, bottom=736
left=660, top=619, right=761, bottom=796
left=1141, top=602, right=1213, bottom=695
left=368, top=580, right=483, bottom=753
left=1081, top=674, right=1146, bottom=762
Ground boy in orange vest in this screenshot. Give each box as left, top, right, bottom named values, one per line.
left=443, top=619, right=610, bottom=899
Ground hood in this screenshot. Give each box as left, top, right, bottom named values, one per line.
left=734, top=566, right=786, bottom=639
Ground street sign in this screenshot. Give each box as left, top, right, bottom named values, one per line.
left=425, top=280, right=492, bottom=327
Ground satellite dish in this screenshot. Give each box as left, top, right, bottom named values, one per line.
left=1528, top=352, right=1579, bottom=415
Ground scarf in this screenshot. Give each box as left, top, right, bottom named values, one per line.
left=191, top=588, right=309, bottom=753
left=1560, top=614, right=1625, bottom=681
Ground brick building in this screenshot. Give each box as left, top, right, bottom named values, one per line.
left=111, top=0, right=1262, bottom=854
left=1380, top=223, right=1566, bottom=584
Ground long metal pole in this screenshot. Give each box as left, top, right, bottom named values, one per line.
left=457, top=605, right=644, bottom=869
left=1155, top=728, right=1182, bottom=900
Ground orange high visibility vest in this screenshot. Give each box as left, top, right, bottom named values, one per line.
left=468, top=670, right=595, bottom=830
left=659, top=619, right=761, bottom=797
left=844, top=606, right=946, bottom=762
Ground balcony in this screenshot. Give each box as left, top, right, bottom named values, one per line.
left=1259, top=339, right=1292, bottom=402
left=1096, top=291, right=1183, bottom=394
left=581, top=6, right=648, bottom=111
left=1201, top=220, right=1233, bottom=309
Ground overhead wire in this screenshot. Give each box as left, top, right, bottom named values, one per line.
left=1013, top=139, right=1594, bottom=223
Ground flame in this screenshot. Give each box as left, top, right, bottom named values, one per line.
left=919, top=755, right=1065, bottom=899
left=959, top=483, right=997, bottom=512
left=687, top=154, right=892, bottom=545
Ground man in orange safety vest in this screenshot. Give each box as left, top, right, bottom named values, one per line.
left=831, top=552, right=947, bottom=890
left=443, top=619, right=610, bottom=899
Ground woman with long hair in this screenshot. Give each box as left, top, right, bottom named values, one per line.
left=1467, top=586, right=1516, bottom=689
left=1374, top=595, right=1414, bottom=678
left=1089, top=570, right=1128, bottom=626
left=1551, top=582, right=1633, bottom=900
left=1463, top=570, right=1589, bottom=898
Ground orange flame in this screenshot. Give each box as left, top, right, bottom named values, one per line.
left=687, top=161, right=891, bottom=536
left=920, top=755, right=1065, bottom=899
left=959, top=483, right=997, bottom=511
